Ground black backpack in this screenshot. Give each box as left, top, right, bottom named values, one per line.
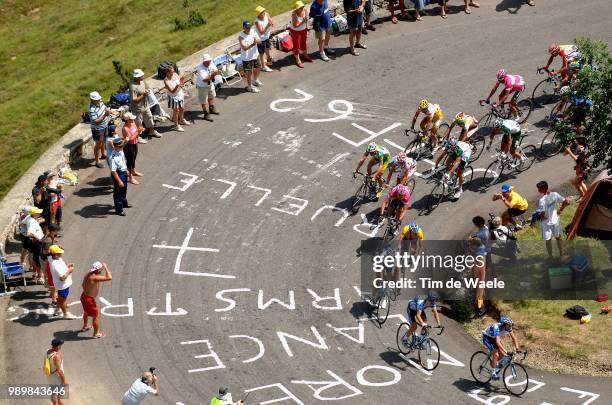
left=157, top=61, right=179, bottom=79
left=565, top=305, right=589, bottom=320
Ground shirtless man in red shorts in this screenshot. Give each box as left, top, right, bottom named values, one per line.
left=80, top=261, right=113, bottom=339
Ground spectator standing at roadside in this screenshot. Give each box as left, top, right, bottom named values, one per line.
left=388, top=0, right=407, bottom=24
left=565, top=138, right=589, bottom=199
left=414, top=0, right=447, bottom=20
left=469, top=216, right=489, bottom=317
left=44, top=170, right=63, bottom=227
left=49, top=245, right=77, bottom=319
left=89, top=91, right=116, bottom=168
left=362, top=0, right=376, bottom=34
left=121, top=112, right=144, bottom=185
left=41, top=223, right=60, bottom=305
left=194, top=53, right=220, bottom=122
left=536, top=181, right=569, bottom=262
left=18, top=206, right=32, bottom=270
left=239, top=21, right=263, bottom=93
left=121, top=371, right=160, bottom=405
left=45, top=338, right=67, bottom=405
left=80, top=261, right=112, bottom=339
left=344, top=0, right=366, bottom=56
left=290, top=1, right=312, bottom=68
left=310, top=0, right=334, bottom=61
left=130, top=69, right=162, bottom=139
left=255, top=6, right=274, bottom=72
left=109, top=138, right=129, bottom=216
left=33, top=175, right=53, bottom=227
left=23, top=206, right=45, bottom=284
left=463, top=0, right=480, bottom=14
left=164, top=65, right=190, bottom=132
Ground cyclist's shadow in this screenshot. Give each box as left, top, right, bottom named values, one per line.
left=378, top=348, right=428, bottom=373
left=495, top=0, right=525, bottom=14
left=452, top=377, right=508, bottom=394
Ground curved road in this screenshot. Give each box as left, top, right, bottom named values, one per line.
left=3, top=1, right=611, bottom=404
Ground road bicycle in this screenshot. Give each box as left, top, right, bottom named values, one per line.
left=532, top=68, right=562, bottom=107
left=351, top=172, right=381, bottom=214
left=404, top=125, right=450, bottom=161
left=369, top=282, right=392, bottom=325
left=426, top=166, right=474, bottom=211
left=377, top=215, right=402, bottom=243
left=478, top=98, right=533, bottom=126
left=396, top=324, right=445, bottom=371
left=482, top=135, right=537, bottom=188
left=470, top=350, right=529, bottom=396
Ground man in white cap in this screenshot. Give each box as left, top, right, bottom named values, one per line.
left=129, top=69, right=162, bottom=141
left=194, top=53, right=221, bottom=122
left=80, top=261, right=112, bottom=338
left=88, top=91, right=117, bottom=168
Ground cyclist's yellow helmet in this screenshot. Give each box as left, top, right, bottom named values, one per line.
left=455, top=112, right=466, bottom=124
left=419, top=99, right=429, bottom=109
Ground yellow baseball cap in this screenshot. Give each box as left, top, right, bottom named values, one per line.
left=29, top=207, right=43, bottom=215
left=49, top=245, right=64, bottom=255
left=255, top=5, right=265, bottom=15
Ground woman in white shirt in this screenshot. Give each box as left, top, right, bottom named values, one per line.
left=289, top=1, right=312, bottom=68
left=164, top=65, right=190, bottom=132
left=255, top=6, right=274, bottom=72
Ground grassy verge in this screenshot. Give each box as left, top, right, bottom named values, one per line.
left=463, top=200, right=612, bottom=376
left=0, top=0, right=296, bottom=200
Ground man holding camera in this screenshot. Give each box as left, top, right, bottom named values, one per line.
left=121, top=369, right=159, bottom=405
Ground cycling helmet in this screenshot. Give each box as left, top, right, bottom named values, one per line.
left=394, top=184, right=410, bottom=199
left=548, top=43, right=560, bottom=54
left=455, top=112, right=465, bottom=124
left=419, top=99, right=429, bottom=109
left=396, top=152, right=407, bottom=165
left=500, top=316, right=513, bottom=326
left=569, top=61, right=580, bottom=70
left=448, top=137, right=458, bottom=147
left=366, top=142, right=377, bottom=153
left=427, top=290, right=439, bottom=302
left=559, top=85, right=571, bottom=96
left=408, top=220, right=420, bottom=233
left=496, top=69, right=507, bottom=81
left=493, top=118, right=504, bottom=129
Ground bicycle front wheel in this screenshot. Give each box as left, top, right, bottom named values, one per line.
left=427, top=182, right=445, bottom=211
left=462, top=165, right=474, bottom=190
left=483, top=160, right=503, bottom=188
left=503, top=363, right=529, bottom=396
left=405, top=137, right=427, bottom=160
left=396, top=322, right=412, bottom=355
left=469, top=136, right=486, bottom=163
left=515, top=145, right=537, bottom=172
left=470, top=351, right=493, bottom=384
left=418, top=338, right=441, bottom=371
left=374, top=293, right=390, bottom=325
left=351, top=183, right=367, bottom=214
left=540, top=131, right=562, bottom=157
left=515, top=98, right=533, bottom=124
left=406, top=177, right=416, bottom=195
left=532, top=78, right=558, bottom=107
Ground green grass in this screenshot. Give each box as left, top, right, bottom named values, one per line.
left=0, top=0, right=296, bottom=200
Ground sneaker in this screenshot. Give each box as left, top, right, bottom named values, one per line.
left=246, top=86, right=260, bottom=93
left=452, top=188, right=463, bottom=199
left=175, top=125, right=185, bottom=132
left=150, top=131, right=162, bottom=138
left=321, top=53, right=330, bottom=62
left=253, top=79, right=263, bottom=87
left=262, top=66, right=273, bottom=72
left=491, top=371, right=500, bottom=381
left=63, top=312, right=78, bottom=320
left=138, top=137, right=148, bottom=144
left=180, top=119, right=191, bottom=125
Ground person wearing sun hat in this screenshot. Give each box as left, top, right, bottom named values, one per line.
left=239, top=20, right=263, bottom=93
left=89, top=90, right=118, bottom=168
left=129, top=68, right=162, bottom=140
left=195, top=53, right=221, bottom=121
left=493, top=184, right=529, bottom=230
left=49, top=244, right=77, bottom=319
left=22, top=205, right=45, bottom=284
left=80, top=261, right=112, bottom=339
left=255, top=5, right=274, bottom=72
left=289, top=1, right=312, bottom=68
left=121, top=111, right=144, bottom=185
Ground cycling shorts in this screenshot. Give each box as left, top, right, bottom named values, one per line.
left=509, top=88, right=523, bottom=103
left=425, top=109, right=443, bottom=128
left=408, top=308, right=427, bottom=325
left=503, top=132, right=522, bottom=149
left=370, top=156, right=390, bottom=172
left=482, top=334, right=499, bottom=350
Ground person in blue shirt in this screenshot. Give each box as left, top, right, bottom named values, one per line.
left=310, top=0, right=335, bottom=61
left=401, top=291, right=442, bottom=348
left=482, top=316, right=521, bottom=380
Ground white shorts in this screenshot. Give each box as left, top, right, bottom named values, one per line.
left=541, top=222, right=561, bottom=240
left=197, top=86, right=216, bottom=104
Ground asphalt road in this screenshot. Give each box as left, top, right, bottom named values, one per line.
left=2, top=1, right=611, bottom=404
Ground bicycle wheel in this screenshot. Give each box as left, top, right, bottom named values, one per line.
left=396, top=322, right=413, bottom=355
left=418, top=337, right=441, bottom=371
left=405, top=137, right=427, bottom=160
left=427, top=183, right=445, bottom=211
left=470, top=351, right=493, bottom=384
left=532, top=78, right=558, bottom=107
left=469, top=136, right=486, bottom=163
left=515, top=99, right=533, bottom=124
left=382, top=224, right=395, bottom=243
left=351, top=182, right=367, bottom=214
left=515, top=145, right=536, bottom=172
left=503, top=363, right=529, bottom=396
left=540, top=131, right=562, bottom=157
left=374, top=292, right=390, bottom=325
left=462, top=165, right=474, bottom=190
left=483, top=160, right=503, bottom=188
left=406, top=177, right=416, bottom=195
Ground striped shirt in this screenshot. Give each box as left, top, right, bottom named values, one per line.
left=89, top=102, right=109, bottom=131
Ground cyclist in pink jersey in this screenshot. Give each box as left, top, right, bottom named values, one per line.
left=485, top=69, right=525, bottom=120
left=380, top=183, right=411, bottom=222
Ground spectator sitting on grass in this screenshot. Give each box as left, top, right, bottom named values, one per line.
left=239, top=21, right=263, bottom=93
left=195, top=53, right=220, bottom=122
left=310, top=0, right=334, bottom=61
left=89, top=91, right=117, bottom=168
left=130, top=69, right=162, bottom=140
left=164, top=64, right=190, bottom=132
left=255, top=6, right=274, bottom=72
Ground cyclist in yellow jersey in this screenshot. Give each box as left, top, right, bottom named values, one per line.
left=493, top=184, right=528, bottom=230
left=411, top=100, right=444, bottom=152
left=400, top=220, right=425, bottom=255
